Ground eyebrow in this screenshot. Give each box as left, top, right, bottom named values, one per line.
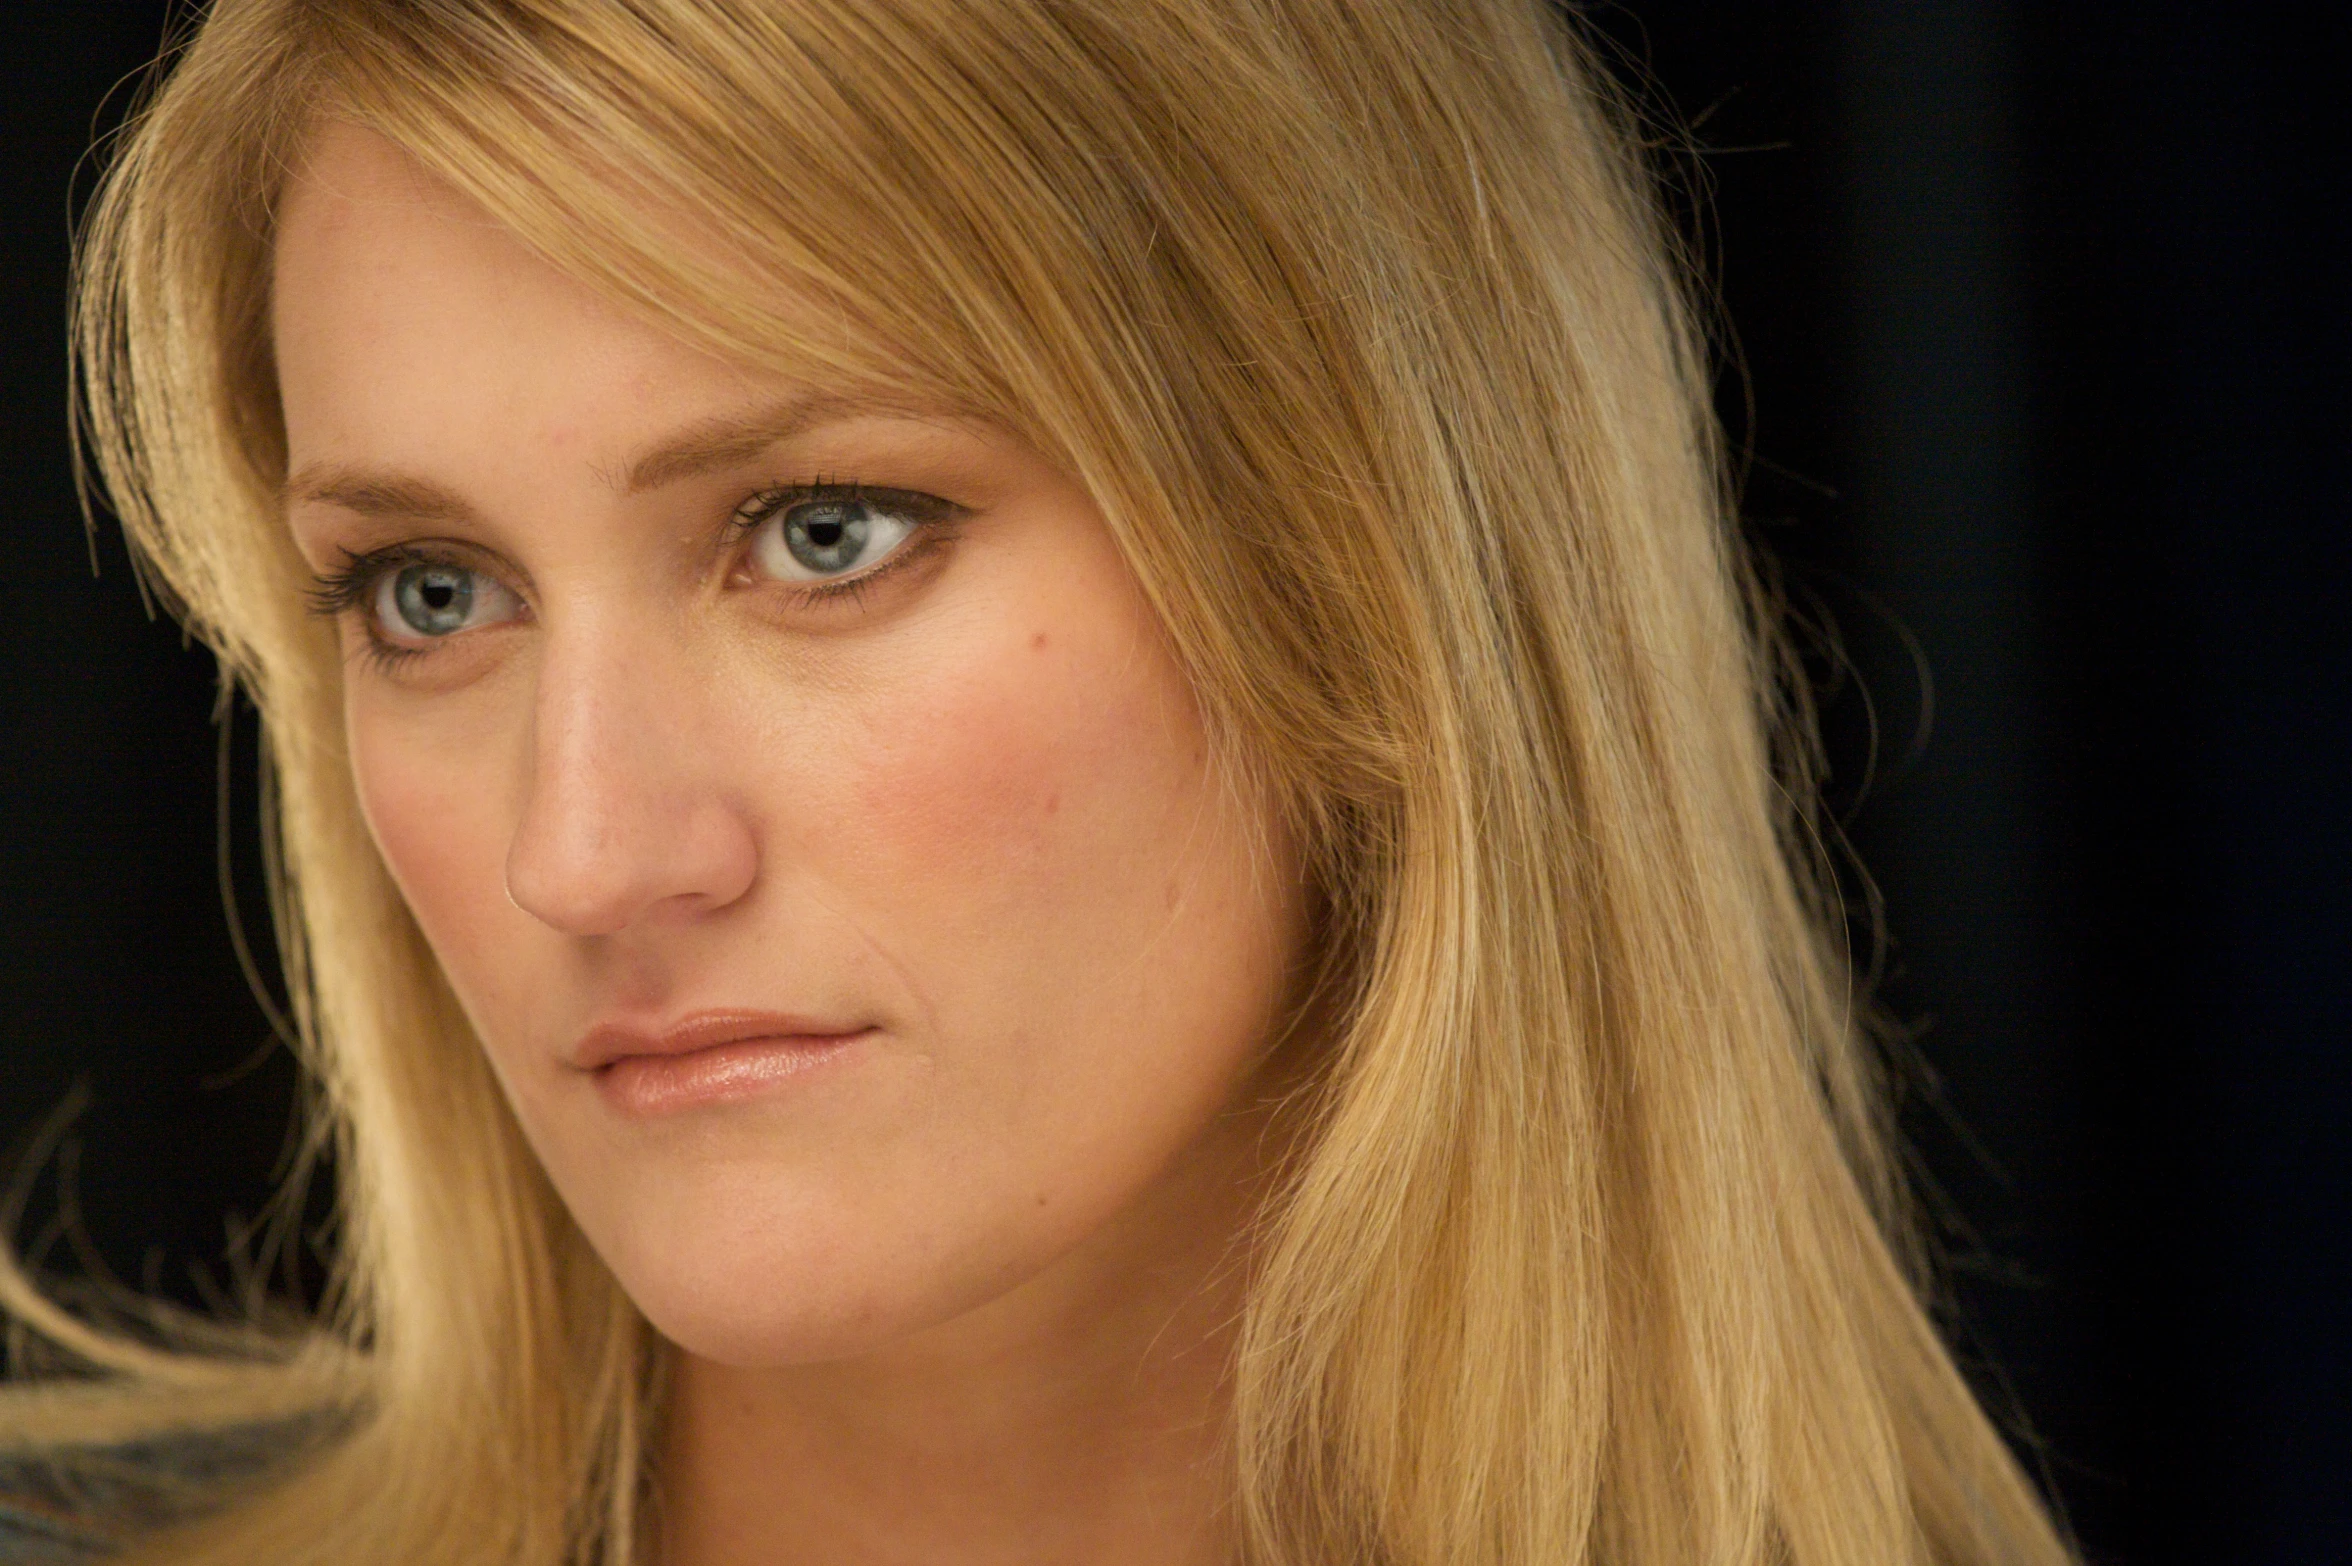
left=282, top=394, right=891, bottom=520
left=617, top=394, right=877, bottom=493
left=283, top=467, right=482, bottom=525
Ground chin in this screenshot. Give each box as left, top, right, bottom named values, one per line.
left=615, top=1234, right=915, bottom=1368
left=596, top=1168, right=1122, bottom=1370
left=597, top=1183, right=1036, bottom=1369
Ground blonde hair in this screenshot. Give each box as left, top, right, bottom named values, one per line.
left=3, top=1, right=2074, bottom=1562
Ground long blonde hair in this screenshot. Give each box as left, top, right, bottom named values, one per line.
left=4, top=1, right=2073, bottom=1561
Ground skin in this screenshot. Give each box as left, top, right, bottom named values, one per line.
left=274, top=123, right=1312, bottom=1564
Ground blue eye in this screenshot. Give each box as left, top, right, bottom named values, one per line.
left=372, top=561, right=520, bottom=640
left=748, top=495, right=918, bottom=582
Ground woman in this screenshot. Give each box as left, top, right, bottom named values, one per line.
left=0, top=0, right=2075, bottom=1561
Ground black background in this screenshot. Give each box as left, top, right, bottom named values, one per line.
left=3, top=5, right=2346, bottom=1562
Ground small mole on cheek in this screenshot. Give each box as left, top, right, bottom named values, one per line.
left=1030, top=631, right=1049, bottom=652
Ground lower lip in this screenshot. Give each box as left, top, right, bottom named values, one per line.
left=594, top=1031, right=867, bottom=1116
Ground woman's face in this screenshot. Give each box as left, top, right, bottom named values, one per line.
left=273, top=124, right=1308, bottom=1366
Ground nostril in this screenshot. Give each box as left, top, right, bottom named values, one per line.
left=503, top=781, right=650, bottom=937
left=505, top=783, right=760, bottom=939
left=504, top=837, right=634, bottom=938
left=506, top=644, right=761, bottom=936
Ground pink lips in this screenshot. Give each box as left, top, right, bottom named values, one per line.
left=575, top=1009, right=868, bottom=1116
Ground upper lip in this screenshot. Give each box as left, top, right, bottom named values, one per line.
left=571, top=1009, right=868, bottom=1072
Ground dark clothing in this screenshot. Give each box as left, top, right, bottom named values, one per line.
left=0, top=1421, right=318, bottom=1563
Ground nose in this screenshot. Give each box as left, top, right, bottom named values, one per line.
left=502, top=618, right=759, bottom=938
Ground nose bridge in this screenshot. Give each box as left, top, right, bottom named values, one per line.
left=504, top=604, right=755, bottom=936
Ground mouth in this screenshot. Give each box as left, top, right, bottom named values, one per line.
left=576, top=1010, right=871, bottom=1116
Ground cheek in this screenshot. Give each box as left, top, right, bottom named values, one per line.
left=345, top=693, right=534, bottom=1015
left=801, top=607, right=1289, bottom=1176
left=826, top=619, right=1212, bottom=1004
left=751, top=618, right=1292, bottom=1336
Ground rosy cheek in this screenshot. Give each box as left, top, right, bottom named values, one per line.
left=823, top=618, right=1194, bottom=950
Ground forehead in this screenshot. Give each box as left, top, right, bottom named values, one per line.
left=273, top=121, right=565, bottom=354
left=271, top=122, right=799, bottom=475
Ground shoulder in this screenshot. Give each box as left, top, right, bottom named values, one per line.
left=0, top=1420, right=324, bottom=1563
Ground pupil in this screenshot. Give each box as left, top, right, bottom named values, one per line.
left=785, top=500, right=873, bottom=574
left=394, top=564, right=474, bottom=635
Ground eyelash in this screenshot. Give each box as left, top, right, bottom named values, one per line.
left=305, top=543, right=445, bottom=676
left=727, top=479, right=958, bottom=606
left=305, top=478, right=957, bottom=672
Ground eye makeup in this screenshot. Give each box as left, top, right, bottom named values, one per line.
left=302, top=479, right=967, bottom=673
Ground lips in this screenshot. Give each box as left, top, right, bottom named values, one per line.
left=572, top=1008, right=866, bottom=1072
left=573, top=1009, right=871, bottom=1115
